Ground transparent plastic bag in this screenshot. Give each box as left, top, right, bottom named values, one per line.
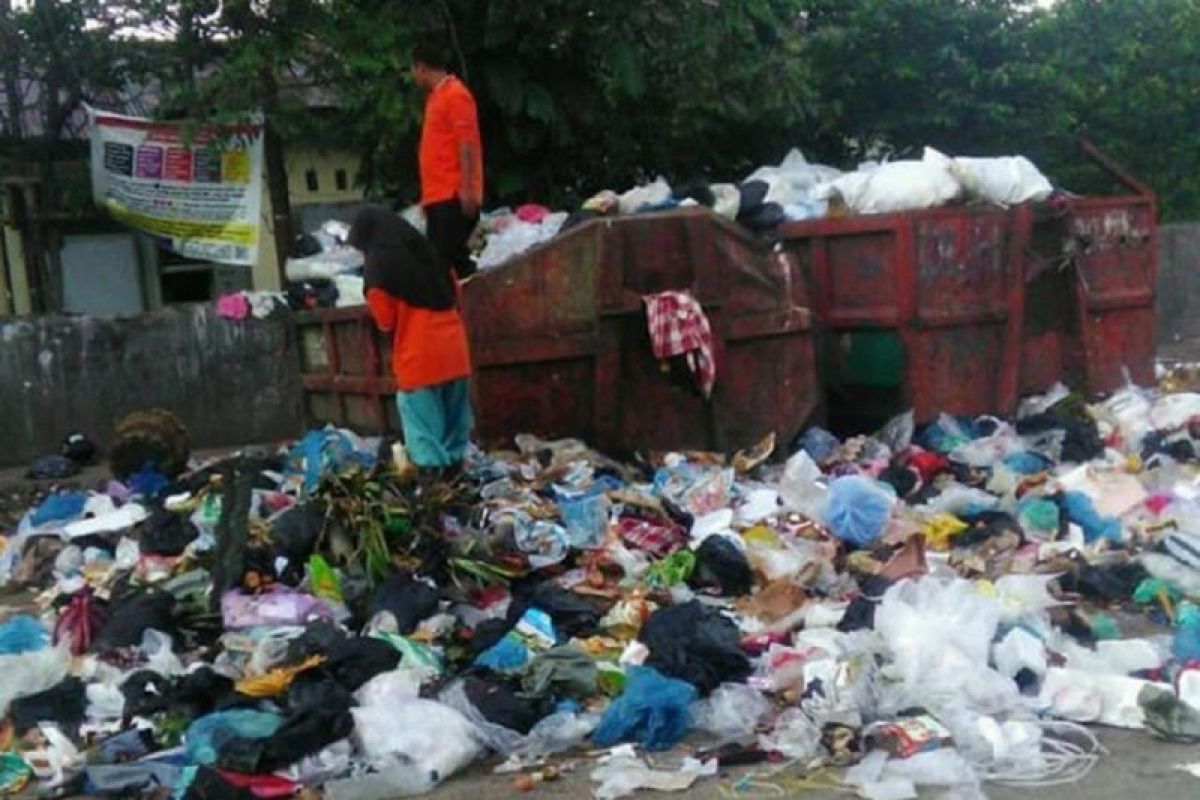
left=691, top=682, right=770, bottom=745
left=825, top=477, right=894, bottom=548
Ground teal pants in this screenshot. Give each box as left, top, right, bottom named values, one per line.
left=396, top=378, right=473, bottom=467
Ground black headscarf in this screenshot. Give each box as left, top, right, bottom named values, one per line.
left=348, top=205, right=456, bottom=311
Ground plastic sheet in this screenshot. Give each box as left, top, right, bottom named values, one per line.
left=592, top=667, right=698, bottom=751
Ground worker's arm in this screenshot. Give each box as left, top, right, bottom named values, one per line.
left=449, top=91, right=482, bottom=217
left=458, top=141, right=479, bottom=218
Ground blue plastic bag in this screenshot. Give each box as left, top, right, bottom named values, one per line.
left=559, top=494, right=611, bottom=549
left=30, top=491, right=87, bottom=527
left=796, top=427, right=840, bottom=464
left=1062, top=491, right=1121, bottom=543
left=1002, top=451, right=1051, bottom=475
left=184, top=710, right=283, bottom=765
left=591, top=666, right=697, bottom=751
left=287, top=429, right=375, bottom=494
left=1174, top=605, right=1200, bottom=662
left=0, top=615, right=48, bottom=654
left=825, top=476, right=894, bottom=548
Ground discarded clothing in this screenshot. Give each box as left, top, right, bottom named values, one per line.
left=643, top=290, right=716, bottom=398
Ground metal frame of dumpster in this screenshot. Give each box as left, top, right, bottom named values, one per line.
left=777, top=150, right=1157, bottom=423
left=295, top=209, right=821, bottom=455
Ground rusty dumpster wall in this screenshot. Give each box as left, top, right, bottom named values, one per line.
left=0, top=305, right=304, bottom=468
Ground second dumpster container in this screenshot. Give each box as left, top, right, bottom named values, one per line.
left=463, top=209, right=819, bottom=454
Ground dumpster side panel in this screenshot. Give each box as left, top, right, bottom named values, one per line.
left=1069, top=198, right=1158, bottom=392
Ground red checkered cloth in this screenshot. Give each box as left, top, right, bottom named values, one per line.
left=642, top=290, right=716, bottom=398
left=616, top=516, right=688, bottom=558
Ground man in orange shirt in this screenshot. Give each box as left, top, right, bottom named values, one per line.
left=348, top=206, right=472, bottom=473
left=412, top=42, right=484, bottom=279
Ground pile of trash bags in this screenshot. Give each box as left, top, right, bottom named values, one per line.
left=6, top=376, right=1200, bottom=799
left=469, top=146, right=1054, bottom=271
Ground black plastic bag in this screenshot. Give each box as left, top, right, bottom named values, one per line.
left=92, top=590, right=176, bottom=651
left=10, top=677, right=86, bottom=734
left=121, top=670, right=173, bottom=717
left=319, top=635, right=401, bottom=692
left=138, top=510, right=199, bottom=557
left=1058, top=559, right=1150, bottom=602
left=172, top=667, right=235, bottom=717
left=689, top=536, right=753, bottom=597
left=26, top=454, right=80, bottom=480
left=270, top=504, right=324, bottom=581
left=638, top=601, right=751, bottom=696
left=61, top=432, right=97, bottom=465
left=507, top=583, right=602, bottom=640
left=285, top=668, right=354, bottom=713
left=460, top=674, right=550, bottom=734
left=368, top=571, right=439, bottom=635
left=216, top=706, right=353, bottom=774
left=285, top=619, right=349, bottom=665
left=837, top=574, right=893, bottom=633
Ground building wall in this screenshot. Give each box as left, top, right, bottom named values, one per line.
left=0, top=304, right=304, bottom=467
left=1157, top=223, right=1200, bottom=347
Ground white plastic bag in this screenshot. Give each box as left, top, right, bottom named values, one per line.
left=777, top=450, right=828, bottom=521
left=0, top=643, right=70, bottom=715
left=950, top=155, right=1053, bottom=205
left=591, top=747, right=717, bottom=800
left=355, top=668, right=422, bottom=707
left=817, top=149, right=961, bottom=215
left=757, top=707, right=821, bottom=759
left=618, top=177, right=672, bottom=215
left=875, top=578, right=1006, bottom=708
left=351, top=697, right=482, bottom=789
left=711, top=184, right=741, bottom=219
left=691, top=682, right=771, bottom=745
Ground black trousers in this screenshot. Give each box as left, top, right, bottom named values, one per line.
left=425, top=199, right=479, bottom=279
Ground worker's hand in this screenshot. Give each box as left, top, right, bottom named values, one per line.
left=459, top=192, right=481, bottom=218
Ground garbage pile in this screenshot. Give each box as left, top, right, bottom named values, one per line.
left=6, top=379, right=1200, bottom=799
left=471, top=146, right=1054, bottom=271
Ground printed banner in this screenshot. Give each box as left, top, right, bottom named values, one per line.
left=88, top=107, right=263, bottom=266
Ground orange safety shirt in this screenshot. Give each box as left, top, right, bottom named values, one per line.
left=366, top=287, right=471, bottom=392
left=419, top=75, right=484, bottom=206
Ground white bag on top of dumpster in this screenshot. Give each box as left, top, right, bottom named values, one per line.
left=746, top=149, right=842, bottom=207
left=816, top=148, right=962, bottom=214
left=950, top=154, right=1053, bottom=206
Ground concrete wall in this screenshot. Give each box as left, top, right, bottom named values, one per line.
left=0, top=304, right=303, bottom=468
left=1158, top=223, right=1200, bottom=347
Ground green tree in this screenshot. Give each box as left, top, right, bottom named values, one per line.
left=1029, top=0, right=1200, bottom=219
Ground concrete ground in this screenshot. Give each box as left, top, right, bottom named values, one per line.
left=431, top=727, right=1200, bottom=800
left=5, top=375, right=1200, bottom=800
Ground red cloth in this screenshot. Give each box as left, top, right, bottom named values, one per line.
left=214, top=771, right=297, bottom=798
left=642, top=290, right=716, bottom=398
left=617, top=516, right=688, bottom=558
left=907, top=450, right=950, bottom=482
left=366, top=287, right=471, bottom=391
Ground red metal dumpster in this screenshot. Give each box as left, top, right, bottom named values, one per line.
left=778, top=185, right=1157, bottom=424
left=296, top=209, right=820, bottom=454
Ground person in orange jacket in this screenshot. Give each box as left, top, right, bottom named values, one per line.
left=411, top=41, right=483, bottom=280
left=348, top=205, right=472, bottom=473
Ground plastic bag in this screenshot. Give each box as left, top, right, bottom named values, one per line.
left=592, top=666, right=698, bottom=751
left=0, top=644, right=70, bottom=716
left=619, top=177, right=672, bottom=214
left=825, top=477, right=894, bottom=548
left=817, top=149, right=961, bottom=215
left=591, top=748, right=717, bottom=800
left=691, top=682, right=770, bottom=745
left=0, top=615, right=48, bottom=654
left=85, top=682, right=125, bottom=723
left=185, top=710, right=284, bottom=765
left=778, top=450, right=828, bottom=520
left=351, top=696, right=482, bottom=791
left=639, top=601, right=751, bottom=695
left=141, top=629, right=185, bottom=677
left=307, top=554, right=343, bottom=604
left=950, top=154, right=1053, bottom=205
left=874, top=578, right=1003, bottom=704
left=559, top=494, right=611, bottom=549
left=757, top=707, right=821, bottom=760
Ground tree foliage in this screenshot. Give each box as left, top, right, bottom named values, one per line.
left=6, top=0, right=1200, bottom=219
